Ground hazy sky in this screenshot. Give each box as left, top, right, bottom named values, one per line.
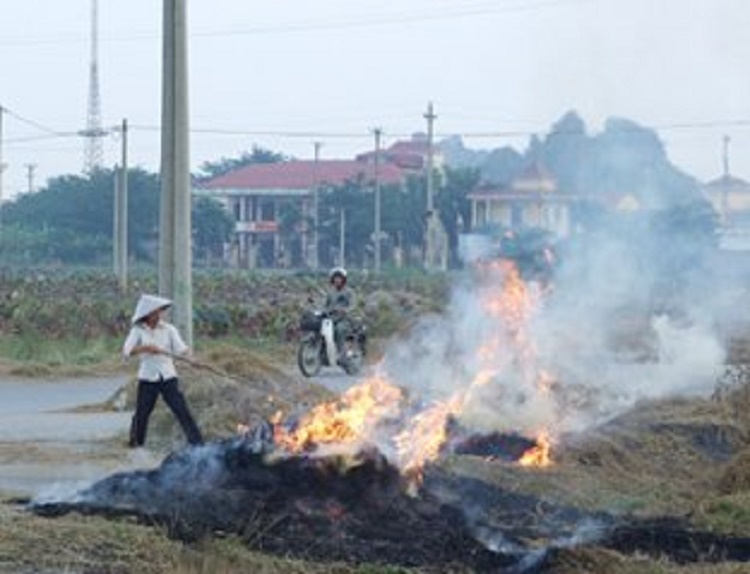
left=1, top=0, right=749, bottom=197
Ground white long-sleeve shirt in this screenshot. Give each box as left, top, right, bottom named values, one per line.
left=122, top=320, right=189, bottom=382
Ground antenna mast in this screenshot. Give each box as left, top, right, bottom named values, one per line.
left=82, top=0, right=105, bottom=172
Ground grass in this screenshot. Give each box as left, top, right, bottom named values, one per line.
left=692, top=492, right=750, bottom=536
left=0, top=334, right=123, bottom=377
left=549, top=547, right=750, bottom=573
left=0, top=500, right=413, bottom=574
left=442, top=393, right=750, bottom=526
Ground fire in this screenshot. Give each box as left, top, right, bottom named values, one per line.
left=273, top=375, right=403, bottom=453
left=237, top=257, right=560, bottom=481
left=518, top=431, right=552, bottom=467
left=481, top=260, right=538, bottom=333
left=395, top=393, right=464, bottom=480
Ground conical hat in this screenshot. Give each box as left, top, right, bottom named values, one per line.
left=131, top=294, right=173, bottom=324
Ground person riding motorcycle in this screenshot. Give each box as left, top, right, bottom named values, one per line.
left=324, top=267, right=354, bottom=359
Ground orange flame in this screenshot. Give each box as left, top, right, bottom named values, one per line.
left=518, top=431, right=552, bottom=467
left=273, top=375, right=403, bottom=454
left=482, top=260, right=538, bottom=331
left=233, top=257, right=559, bottom=480
left=395, top=393, right=464, bottom=480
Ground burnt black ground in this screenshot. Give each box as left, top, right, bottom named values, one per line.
left=28, top=433, right=750, bottom=573
left=30, top=436, right=517, bottom=572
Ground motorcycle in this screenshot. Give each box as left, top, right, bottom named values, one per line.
left=297, top=309, right=367, bottom=377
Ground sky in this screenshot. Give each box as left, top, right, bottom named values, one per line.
left=1, top=0, right=750, bottom=198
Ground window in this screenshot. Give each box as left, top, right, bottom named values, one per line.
left=260, top=199, right=275, bottom=221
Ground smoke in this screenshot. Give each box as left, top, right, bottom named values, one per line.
left=34, top=481, right=90, bottom=506
left=378, top=211, right=729, bottom=440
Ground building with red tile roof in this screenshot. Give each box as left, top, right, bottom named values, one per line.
left=355, top=135, right=443, bottom=171
left=203, top=160, right=405, bottom=193
left=197, top=158, right=408, bottom=268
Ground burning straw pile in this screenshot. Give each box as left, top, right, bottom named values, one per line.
left=30, top=370, right=550, bottom=571
left=30, top=435, right=517, bottom=571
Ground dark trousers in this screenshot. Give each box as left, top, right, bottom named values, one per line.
left=129, top=377, right=203, bottom=447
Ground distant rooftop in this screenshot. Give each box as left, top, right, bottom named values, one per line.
left=705, top=174, right=750, bottom=193
left=201, top=160, right=406, bottom=191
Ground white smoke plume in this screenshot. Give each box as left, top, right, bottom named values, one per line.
left=378, top=226, right=728, bottom=441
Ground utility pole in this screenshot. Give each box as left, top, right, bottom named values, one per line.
left=339, top=208, right=346, bottom=268
left=113, top=167, right=120, bottom=277
left=0, top=105, right=4, bottom=229
left=312, top=141, right=322, bottom=271
left=159, top=0, right=193, bottom=345
left=424, top=102, right=438, bottom=270
left=25, top=164, right=37, bottom=194
left=115, top=119, right=129, bottom=292
left=373, top=127, right=383, bottom=273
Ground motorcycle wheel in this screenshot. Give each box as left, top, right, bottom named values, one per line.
left=342, top=343, right=364, bottom=376
left=298, top=336, right=322, bottom=377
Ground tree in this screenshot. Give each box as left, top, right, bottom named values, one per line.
left=196, top=145, right=287, bottom=181
left=317, top=175, right=432, bottom=269
left=382, top=176, right=425, bottom=261
left=277, top=201, right=306, bottom=267
left=193, top=197, right=234, bottom=264
left=2, top=168, right=237, bottom=266
left=3, top=168, right=161, bottom=263
left=319, top=178, right=374, bottom=268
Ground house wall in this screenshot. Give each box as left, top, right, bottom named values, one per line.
left=705, top=189, right=750, bottom=214
left=469, top=197, right=572, bottom=238
left=215, top=191, right=313, bottom=269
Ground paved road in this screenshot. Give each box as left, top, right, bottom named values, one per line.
left=0, top=376, right=159, bottom=497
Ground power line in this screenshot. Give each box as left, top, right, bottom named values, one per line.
left=6, top=115, right=750, bottom=149
left=0, top=0, right=591, bottom=46
left=129, top=124, right=382, bottom=139
left=4, top=133, right=79, bottom=146
left=188, top=0, right=593, bottom=38
left=6, top=109, right=750, bottom=154
left=125, top=117, right=750, bottom=142
left=3, top=107, right=65, bottom=136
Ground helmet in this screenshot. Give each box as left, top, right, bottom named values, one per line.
left=329, top=267, right=347, bottom=284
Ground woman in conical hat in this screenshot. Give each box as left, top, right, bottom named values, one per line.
left=122, top=294, right=203, bottom=447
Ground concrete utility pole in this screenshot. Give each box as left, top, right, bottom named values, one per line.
left=159, top=0, right=193, bottom=345
left=373, top=127, right=383, bottom=273
left=339, top=208, right=346, bottom=268
left=0, top=105, right=4, bottom=227
left=25, top=164, right=37, bottom=194
left=312, top=141, right=322, bottom=271
left=114, top=118, right=129, bottom=292
left=424, top=102, right=438, bottom=270
left=113, top=168, right=120, bottom=277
